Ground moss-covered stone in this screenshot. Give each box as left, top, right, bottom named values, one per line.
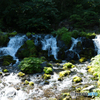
left=18, top=72, right=25, bottom=77
left=47, top=63, right=53, bottom=67
left=2, top=69, right=8, bottom=73
left=16, top=40, right=37, bottom=59
left=43, top=67, right=53, bottom=74
left=25, top=80, right=29, bottom=85
left=42, top=74, right=51, bottom=80
left=79, top=57, right=87, bottom=63
left=29, top=82, right=34, bottom=86
left=73, top=76, right=82, bottom=83
left=59, top=70, right=71, bottom=77
left=48, top=98, right=57, bottom=100
left=2, top=55, right=16, bottom=66
left=26, top=32, right=32, bottom=38
left=0, top=72, right=2, bottom=75
left=0, top=33, right=9, bottom=47
left=8, top=31, right=17, bottom=37
left=76, top=88, right=81, bottom=92
left=63, top=62, right=75, bottom=69
left=88, top=68, right=94, bottom=73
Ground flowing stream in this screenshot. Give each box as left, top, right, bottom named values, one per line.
left=0, top=34, right=98, bottom=100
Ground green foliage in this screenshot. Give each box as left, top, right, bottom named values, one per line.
left=71, top=30, right=79, bottom=38
left=79, top=57, right=87, bottom=63
left=55, top=27, right=72, bottom=46
left=18, top=57, right=43, bottom=74
left=43, top=67, right=53, bottom=74
left=26, top=32, right=31, bottom=38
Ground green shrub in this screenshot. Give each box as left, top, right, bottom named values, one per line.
left=72, top=30, right=79, bottom=38
left=43, top=67, right=53, bottom=74
left=18, top=57, right=43, bottom=74
left=26, top=32, right=32, bottom=38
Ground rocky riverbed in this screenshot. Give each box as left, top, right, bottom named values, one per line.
left=0, top=60, right=98, bottom=100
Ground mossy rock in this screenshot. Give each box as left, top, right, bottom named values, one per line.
left=2, top=55, right=16, bottom=66
left=43, top=67, right=53, bottom=74
left=62, top=92, right=70, bottom=97
left=0, top=34, right=9, bottom=47
left=26, top=32, right=32, bottom=38
left=79, top=57, right=87, bottom=63
left=63, top=62, right=75, bottom=69
left=42, top=74, right=51, bottom=80
left=29, top=82, right=34, bottom=86
left=0, top=72, right=2, bottom=75
left=73, top=76, right=82, bottom=83
left=8, top=31, right=17, bottom=37
left=55, top=59, right=62, bottom=63
left=76, top=88, right=81, bottom=92
left=88, top=68, right=94, bottom=73
left=16, top=40, right=37, bottom=59
left=48, top=98, right=57, bottom=100
left=87, top=66, right=92, bottom=69
left=47, top=63, right=53, bottom=67
left=24, top=80, right=29, bottom=85
left=59, top=70, right=71, bottom=77
left=2, top=69, right=8, bottom=73
left=18, top=72, right=25, bottom=77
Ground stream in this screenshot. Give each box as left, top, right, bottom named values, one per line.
left=0, top=34, right=100, bottom=100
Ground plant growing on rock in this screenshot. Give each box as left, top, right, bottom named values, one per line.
left=43, top=67, right=53, bottom=74
left=18, top=72, right=25, bottom=77
left=63, top=62, right=75, bottom=69
left=42, top=74, right=51, bottom=80
left=59, top=70, right=71, bottom=77
left=73, top=76, right=82, bottom=83
left=79, top=57, right=87, bottom=63
left=18, top=57, right=43, bottom=74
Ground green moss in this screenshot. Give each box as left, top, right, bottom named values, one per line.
left=2, top=69, right=8, bottom=73
left=8, top=31, right=17, bottom=37
left=26, top=32, right=32, bottom=38
left=16, top=40, right=37, bottom=59
left=0, top=34, right=9, bottom=47
left=48, top=98, right=57, bottom=100
left=25, top=80, right=29, bottom=85
left=0, top=72, right=2, bottom=75
left=59, top=70, right=71, bottom=77
left=29, top=82, right=34, bottom=86
left=63, top=62, right=75, bottom=69
left=55, top=27, right=72, bottom=46
left=2, top=55, right=16, bottom=66
left=43, top=67, right=53, bottom=74
left=42, top=74, right=51, bottom=80
left=18, top=72, right=25, bottom=77
left=79, top=57, right=87, bottom=63
left=47, top=63, right=53, bottom=67
left=76, top=88, right=81, bottom=92
left=18, top=57, right=43, bottom=74
left=73, top=76, right=82, bottom=83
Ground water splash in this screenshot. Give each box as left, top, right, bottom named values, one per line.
left=93, top=35, right=100, bottom=54
left=0, top=34, right=28, bottom=61
left=32, top=34, right=59, bottom=60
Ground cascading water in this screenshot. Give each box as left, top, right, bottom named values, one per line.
left=93, top=35, right=100, bottom=54
left=32, top=34, right=58, bottom=60
left=0, top=34, right=28, bottom=63
left=65, top=37, right=82, bottom=59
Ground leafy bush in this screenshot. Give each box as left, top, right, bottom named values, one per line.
left=18, top=57, right=43, bottom=74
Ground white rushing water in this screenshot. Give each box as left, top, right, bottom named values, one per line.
left=32, top=34, right=58, bottom=59
left=93, top=35, right=100, bottom=54
left=0, top=34, right=28, bottom=63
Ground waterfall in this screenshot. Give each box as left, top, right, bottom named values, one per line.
left=0, top=34, right=28, bottom=61
left=65, top=37, right=82, bottom=59
left=93, top=35, right=100, bottom=54
left=32, top=34, right=58, bottom=60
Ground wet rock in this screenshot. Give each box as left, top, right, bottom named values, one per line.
left=6, top=91, right=16, bottom=98
left=0, top=72, right=2, bottom=75
left=4, top=73, right=10, bottom=76
left=65, top=51, right=79, bottom=61
left=82, top=85, right=96, bottom=92
left=59, top=70, right=71, bottom=77
left=18, top=72, right=25, bottom=77
left=43, top=67, right=53, bottom=74
left=73, top=76, right=82, bottom=83
left=44, top=80, right=49, bottom=84
left=2, top=69, right=8, bottom=73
